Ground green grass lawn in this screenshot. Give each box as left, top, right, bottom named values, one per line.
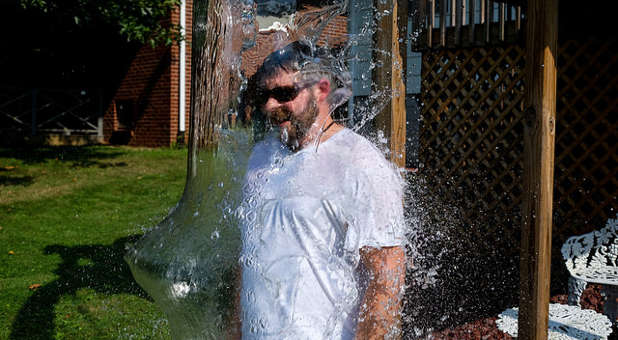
left=0, top=145, right=188, bottom=340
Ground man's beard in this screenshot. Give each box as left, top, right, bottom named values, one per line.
left=270, top=97, right=319, bottom=151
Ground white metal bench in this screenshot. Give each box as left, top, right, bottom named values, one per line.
left=561, top=216, right=618, bottom=325
left=496, top=303, right=613, bottom=339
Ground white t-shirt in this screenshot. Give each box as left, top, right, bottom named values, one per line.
left=239, top=128, right=405, bottom=340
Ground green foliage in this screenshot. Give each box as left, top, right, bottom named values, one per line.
left=20, top=0, right=184, bottom=47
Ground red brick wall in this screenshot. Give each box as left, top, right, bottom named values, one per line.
left=301, top=6, right=348, bottom=47
left=242, top=7, right=348, bottom=78
left=103, top=1, right=192, bottom=147
left=103, top=43, right=172, bottom=146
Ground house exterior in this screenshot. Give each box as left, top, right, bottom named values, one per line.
left=103, top=1, right=193, bottom=147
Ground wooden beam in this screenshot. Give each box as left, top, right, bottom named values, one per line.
left=428, top=0, right=435, bottom=47
left=480, top=0, right=485, bottom=23
left=373, top=0, right=407, bottom=167
left=451, top=0, right=456, bottom=27
left=455, top=0, right=462, bottom=45
left=394, top=0, right=407, bottom=167
left=518, top=0, right=558, bottom=339
left=499, top=2, right=505, bottom=41
left=397, top=0, right=408, bottom=75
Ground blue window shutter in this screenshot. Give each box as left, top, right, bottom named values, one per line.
left=348, top=0, right=373, bottom=96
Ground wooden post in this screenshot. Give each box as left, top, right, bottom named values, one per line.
left=428, top=0, right=435, bottom=47
left=373, top=0, right=407, bottom=167
left=518, top=0, right=558, bottom=339
left=450, top=0, right=456, bottom=27
left=480, top=0, right=485, bottom=23
left=499, top=2, right=505, bottom=41
left=455, top=0, right=462, bottom=45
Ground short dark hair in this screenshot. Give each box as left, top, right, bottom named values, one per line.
left=254, top=41, right=314, bottom=89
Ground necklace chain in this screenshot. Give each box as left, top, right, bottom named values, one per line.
left=322, top=120, right=337, bottom=134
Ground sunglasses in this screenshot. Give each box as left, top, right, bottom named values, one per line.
left=258, top=82, right=315, bottom=103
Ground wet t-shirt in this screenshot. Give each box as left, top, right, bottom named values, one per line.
left=239, top=128, right=405, bottom=340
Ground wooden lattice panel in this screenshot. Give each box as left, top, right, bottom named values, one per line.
left=419, top=45, right=526, bottom=233
left=554, top=39, right=618, bottom=233
left=418, top=40, right=617, bottom=240
left=413, top=39, right=616, bottom=331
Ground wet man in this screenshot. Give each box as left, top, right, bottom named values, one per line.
left=237, top=41, right=407, bottom=339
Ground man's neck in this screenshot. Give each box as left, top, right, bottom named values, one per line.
left=299, top=116, right=343, bottom=149
left=318, top=120, right=344, bottom=143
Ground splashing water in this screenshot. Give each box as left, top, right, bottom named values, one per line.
left=124, top=0, right=519, bottom=338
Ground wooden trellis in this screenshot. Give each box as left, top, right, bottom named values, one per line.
left=418, top=39, right=617, bottom=240
left=419, top=44, right=526, bottom=232
left=554, top=39, right=618, bottom=234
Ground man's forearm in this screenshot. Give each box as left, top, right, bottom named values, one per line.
left=355, top=246, right=406, bottom=340
left=355, top=279, right=402, bottom=339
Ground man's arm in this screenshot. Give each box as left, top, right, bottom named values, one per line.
left=355, top=246, right=406, bottom=340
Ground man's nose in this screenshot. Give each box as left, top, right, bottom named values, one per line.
left=264, top=96, right=282, bottom=112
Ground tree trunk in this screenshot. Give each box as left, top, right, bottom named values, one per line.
left=190, top=0, right=232, bottom=152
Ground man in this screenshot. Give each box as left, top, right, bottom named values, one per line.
left=237, top=41, right=407, bottom=339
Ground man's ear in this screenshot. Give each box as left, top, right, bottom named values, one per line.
left=316, top=78, right=331, bottom=102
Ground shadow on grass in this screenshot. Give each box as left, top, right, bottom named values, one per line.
left=9, top=235, right=151, bottom=340
left=0, top=175, right=34, bottom=186
left=0, top=146, right=127, bottom=167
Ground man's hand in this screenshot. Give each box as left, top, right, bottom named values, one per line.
left=355, top=246, right=406, bottom=340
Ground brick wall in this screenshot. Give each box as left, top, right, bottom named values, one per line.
left=242, top=6, right=348, bottom=78
left=303, top=6, right=348, bottom=47
left=106, top=45, right=172, bottom=147
left=103, top=1, right=192, bottom=147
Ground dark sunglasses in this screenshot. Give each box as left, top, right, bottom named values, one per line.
left=259, top=82, right=315, bottom=103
